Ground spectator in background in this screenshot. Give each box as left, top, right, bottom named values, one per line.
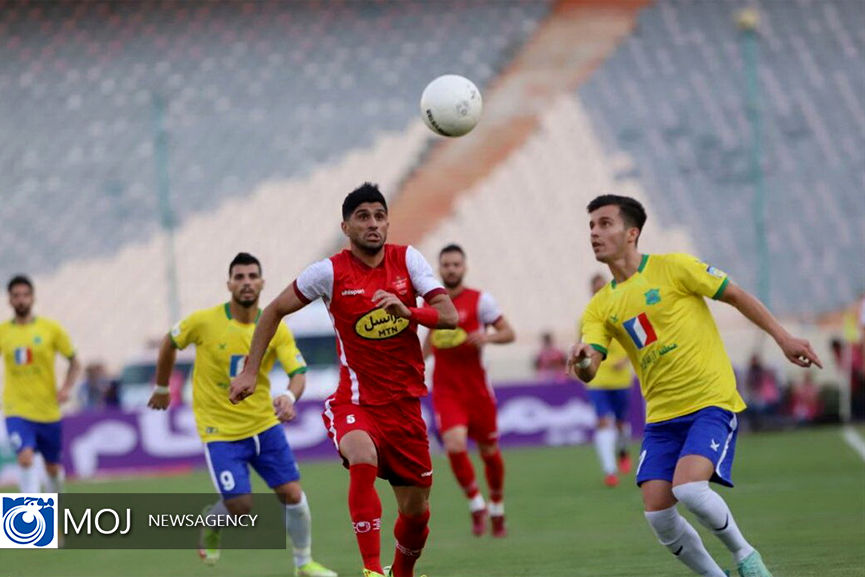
left=78, top=361, right=112, bottom=410
left=534, top=332, right=567, bottom=381
left=743, top=354, right=781, bottom=430
left=830, top=338, right=865, bottom=420
left=790, top=371, right=821, bottom=424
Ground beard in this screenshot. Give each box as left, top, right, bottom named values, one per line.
left=233, top=295, right=257, bottom=308
left=355, top=238, right=384, bottom=256
left=12, top=304, right=31, bottom=317
left=443, top=275, right=463, bottom=289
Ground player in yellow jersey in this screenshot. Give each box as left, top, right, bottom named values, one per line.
left=147, top=253, right=336, bottom=577
left=570, top=196, right=821, bottom=577
left=1, top=275, right=80, bottom=494
left=583, top=273, right=635, bottom=488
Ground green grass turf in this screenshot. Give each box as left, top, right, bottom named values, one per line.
left=4, top=426, right=864, bottom=577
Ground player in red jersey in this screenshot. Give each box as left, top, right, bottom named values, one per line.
left=229, top=183, right=458, bottom=577
left=422, top=244, right=515, bottom=538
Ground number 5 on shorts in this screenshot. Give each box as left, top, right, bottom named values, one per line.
left=346, top=414, right=355, bottom=424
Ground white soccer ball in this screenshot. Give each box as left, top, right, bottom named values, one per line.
left=420, top=74, right=483, bottom=137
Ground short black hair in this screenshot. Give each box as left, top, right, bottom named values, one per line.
left=342, top=182, right=387, bottom=220
left=439, top=243, right=465, bottom=259
left=7, top=275, right=33, bottom=293
left=228, top=252, right=262, bottom=277
left=587, top=194, right=647, bottom=244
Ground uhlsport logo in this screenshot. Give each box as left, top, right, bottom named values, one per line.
left=0, top=493, right=58, bottom=548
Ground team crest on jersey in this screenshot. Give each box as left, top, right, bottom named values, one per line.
left=392, top=276, right=409, bottom=296
left=13, top=348, right=32, bottom=365
left=355, top=309, right=410, bottom=340
left=430, top=327, right=468, bottom=349
left=644, top=288, right=661, bottom=305
left=623, top=313, right=657, bottom=350
left=706, top=265, right=725, bottom=278
left=229, top=354, right=247, bottom=377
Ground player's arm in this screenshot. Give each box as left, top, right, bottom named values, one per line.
left=567, top=342, right=604, bottom=382
left=421, top=330, right=433, bottom=358
left=148, top=334, right=177, bottom=410
left=372, top=290, right=458, bottom=329
left=274, top=371, right=306, bottom=422
left=467, top=316, right=515, bottom=348
left=230, top=284, right=307, bottom=404
left=719, top=282, right=822, bottom=368
left=56, top=355, right=82, bottom=404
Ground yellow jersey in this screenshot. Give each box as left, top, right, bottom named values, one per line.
left=170, top=303, right=307, bottom=442
left=581, top=254, right=745, bottom=423
left=0, top=317, right=76, bottom=422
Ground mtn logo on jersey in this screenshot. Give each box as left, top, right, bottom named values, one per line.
left=355, top=309, right=410, bottom=340
left=13, top=348, right=32, bottom=366
left=229, top=354, right=247, bottom=377
left=623, top=313, right=658, bottom=350
left=430, top=327, right=468, bottom=349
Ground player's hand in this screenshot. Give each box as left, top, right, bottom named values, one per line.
left=147, top=391, right=171, bottom=410
left=466, top=331, right=488, bottom=349
left=229, top=371, right=257, bottom=404
left=778, top=334, right=823, bottom=369
left=372, top=290, right=411, bottom=319
left=56, top=387, right=72, bottom=404
left=273, top=394, right=297, bottom=422
left=567, top=343, right=595, bottom=376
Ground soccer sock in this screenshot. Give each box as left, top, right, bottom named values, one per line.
left=447, top=451, right=480, bottom=499
left=673, top=481, right=756, bottom=563
left=18, top=465, right=40, bottom=493
left=391, top=509, right=430, bottom=577
left=284, top=492, right=313, bottom=567
left=206, top=500, right=231, bottom=518
left=44, top=469, right=64, bottom=493
left=645, top=506, right=726, bottom=577
left=617, top=423, right=631, bottom=454
left=481, top=450, right=505, bottom=504
left=348, top=464, right=383, bottom=573
left=594, top=427, right=618, bottom=475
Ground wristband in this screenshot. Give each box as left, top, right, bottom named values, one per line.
left=577, top=357, right=592, bottom=369
left=153, top=385, right=170, bottom=395
left=279, top=390, right=297, bottom=403
left=408, top=307, right=440, bottom=328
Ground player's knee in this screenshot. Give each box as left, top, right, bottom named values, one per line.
left=478, top=441, right=498, bottom=457
left=671, top=480, right=711, bottom=511
left=597, top=416, right=613, bottom=429
left=45, top=462, right=62, bottom=477
left=224, top=495, right=253, bottom=516
left=444, top=438, right=467, bottom=454
left=276, top=482, right=304, bottom=505
left=17, top=449, right=34, bottom=468
left=641, top=481, right=677, bottom=511
left=397, top=490, right=430, bottom=517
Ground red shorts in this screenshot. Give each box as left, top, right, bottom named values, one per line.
left=322, top=396, right=433, bottom=488
left=432, top=390, right=499, bottom=444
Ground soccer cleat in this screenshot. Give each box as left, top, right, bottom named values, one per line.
left=381, top=567, right=427, bottom=577
left=362, top=570, right=386, bottom=577
left=618, top=451, right=632, bottom=474
left=198, top=505, right=221, bottom=565
left=737, top=551, right=773, bottom=577
left=470, top=508, right=488, bottom=536
left=296, top=560, right=338, bottom=577
left=604, top=473, right=619, bottom=487
left=490, top=514, right=507, bottom=538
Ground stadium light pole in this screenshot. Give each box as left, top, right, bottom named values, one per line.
left=152, top=94, right=181, bottom=325
left=737, top=7, right=770, bottom=309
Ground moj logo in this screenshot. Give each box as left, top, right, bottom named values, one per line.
left=0, top=493, right=58, bottom=548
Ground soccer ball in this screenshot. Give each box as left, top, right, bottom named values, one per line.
left=420, top=74, right=483, bottom=137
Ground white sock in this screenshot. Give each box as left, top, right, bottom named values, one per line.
left=44, top=469, right=65, bottom=493
left=673, top=481, right=755, bottom=563
left=18, top=465, right=40, bottom=493
left=487, top=501, right=505, bottom=517
left=469, top=493, right=486, bottom=513
left=617, top=423, right=631, bottom=454
left=594, top=427, right=617, bottom=475
left=206, top=500, right=231, bottom=519
left=284, top=492, right=312, bottom=567
left=645, top=506, right=726, bottom=577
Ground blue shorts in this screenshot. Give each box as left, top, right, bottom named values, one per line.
left=587, top=388, right=630, bottom=421
left=5, top=417, right=62, bottom=464
left=204, top=424, right=301, bottom=498
left=636, top=406, right=739, bottom=488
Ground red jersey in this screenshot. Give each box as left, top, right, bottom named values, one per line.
left=429, top=287, right=502, bottom=398
left=293, top=244, right=445, bottom=405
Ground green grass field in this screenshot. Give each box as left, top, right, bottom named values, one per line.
left=5, top=427, right=864, bottom=577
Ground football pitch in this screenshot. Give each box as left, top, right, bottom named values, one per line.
left=6, top=426, right=864, bottom=577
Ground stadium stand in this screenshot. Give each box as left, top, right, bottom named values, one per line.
left=578, top=0, right=865, bottom=315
